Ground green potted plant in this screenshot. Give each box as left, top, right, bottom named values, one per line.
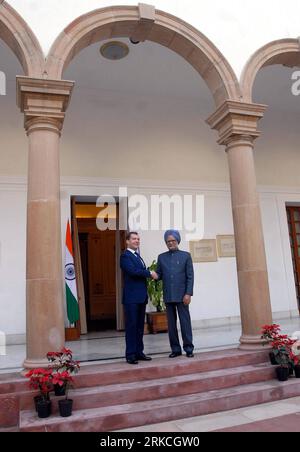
left=147, top=261, right=165, bottom=313
left=146, top=261, right=167, bottom=334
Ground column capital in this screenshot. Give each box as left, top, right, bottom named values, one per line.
left=206, top=100, right=267, bottom=146
left=16, top=76, right=74, bottom=134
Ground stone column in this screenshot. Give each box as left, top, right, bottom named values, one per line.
left=207, top=101, right=273, bottom=350
left=17, top=77, right=74, bottom=369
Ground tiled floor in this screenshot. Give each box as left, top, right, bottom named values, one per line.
left=1, top=317, right=300, bottom=372
left=215, top=411, right=300, bottom=432
left=118, top=397, right=300, bottom=432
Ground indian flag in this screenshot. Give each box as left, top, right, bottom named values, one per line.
left=65, top=220, right=79, bottom=325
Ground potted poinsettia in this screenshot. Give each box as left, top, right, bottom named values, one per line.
left=25, top=368, right=53, bottom=418
left=261, top=324, right=297, bottom=379
left=271, top=335, right=297, bottom=381
left=261, top=324, right=281, bottom=365
left=52, top=371, right=74, bottom=417
left=47, top=348, right=80, bottom=396
left=291, top=353, right=300, bottom=378
left=272, top=338, right=290, bottom=381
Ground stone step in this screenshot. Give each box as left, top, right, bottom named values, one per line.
left=0, top=349, right=270, bottom=428
left=20, top=362, right=275, bottom=413
left=72, top=349, right=270, bottom=389
left=0, top=426, right=20, bottom=432
left=0, top=372, right=28, bottom=395
left=19, top=378, right=300, bottom=432
left=0, top=349, right=269, bottom=395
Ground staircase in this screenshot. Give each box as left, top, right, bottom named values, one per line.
left=2, top=348, right=300, bottom=432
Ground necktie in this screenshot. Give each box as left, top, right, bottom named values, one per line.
left=135, top=252, right=146, bottom=268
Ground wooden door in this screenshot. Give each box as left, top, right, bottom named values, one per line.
left=88, top=231, right=116, bottom=320
left=287, top=206, right=300, bottom=311
left=79, top=233, right=90, bottom=320
left=116, top=230, right=127, bottom=331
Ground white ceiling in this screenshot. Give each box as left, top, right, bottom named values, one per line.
left=64, top=39, right=213, bottom=111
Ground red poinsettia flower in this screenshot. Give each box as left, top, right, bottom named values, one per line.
left=52, top=371, right=74, bottom=399
left=47, top=348, right=80, bottom=375
left=25, top=368, right=54, bottom=398
left=261, top=324, right=281, bottom=341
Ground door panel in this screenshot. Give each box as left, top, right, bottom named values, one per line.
left=88, top=231, right=116, bottom=320
left=287, top=207, right=300, bottom=311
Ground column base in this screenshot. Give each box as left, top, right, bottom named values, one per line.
left=21, top=358, right=49, bottom=375
left=239, top=335, right=271, bottom=351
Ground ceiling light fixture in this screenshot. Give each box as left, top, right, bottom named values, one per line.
left=100, top=41, right=129, bottom=60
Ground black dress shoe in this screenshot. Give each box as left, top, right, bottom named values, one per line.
left=137, top=354, right=152, bottom=361
left=169, top=352, right=182, bottom=358
left=186, top=352, right=194, bottom=358
left=126, top=358, right=139, bottom=365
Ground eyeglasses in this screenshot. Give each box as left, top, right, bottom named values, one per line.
left=167, top=240, right=177, bottom=244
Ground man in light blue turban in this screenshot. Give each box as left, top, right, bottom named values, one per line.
left=164, top=230, right=181, bottom=245
left=155, top=230, right=194, bottom=358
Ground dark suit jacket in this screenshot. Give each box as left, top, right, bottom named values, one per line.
left=156, top=250, right=194, bottom=303
left=120, top=250, right=151, bottom=304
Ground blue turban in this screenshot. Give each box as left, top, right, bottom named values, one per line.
left=164, top=230, right=181, bottom=244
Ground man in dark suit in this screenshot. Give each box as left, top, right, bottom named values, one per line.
left=120, top=232, right=157, bottom=364
left=155, top=230, right=194, bottom=358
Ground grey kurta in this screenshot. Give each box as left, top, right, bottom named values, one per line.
left=156, top=250, right=194, bottom=303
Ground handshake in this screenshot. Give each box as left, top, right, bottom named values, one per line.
left=150, top=271, right=159, bottom=281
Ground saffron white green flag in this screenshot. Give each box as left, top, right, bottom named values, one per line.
left=65, top=220, right=79, bottom=325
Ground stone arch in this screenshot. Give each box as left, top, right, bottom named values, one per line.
left=45, top=4, right=240, bottom=107
left=0, top=1, right=44, bottom=77
left=241, top=38, right=300, bottom=102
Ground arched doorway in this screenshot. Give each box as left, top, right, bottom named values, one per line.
left=45, top=4, right=240, bottom=106
left=241, top=38, right=300, bottom=103
left=45, top=4, right=239, bottom=343
left=0, top=1, right=44, bottom=77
